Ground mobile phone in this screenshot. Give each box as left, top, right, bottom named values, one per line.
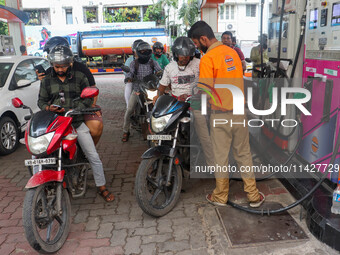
left=35, top=64, right=46, bottom=75
left=51, top=104, right=62, bottom=110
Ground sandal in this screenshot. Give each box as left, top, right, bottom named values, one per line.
left=122, top=132, right=130, bottom=142
left=98, top=188, right=115, bottom=202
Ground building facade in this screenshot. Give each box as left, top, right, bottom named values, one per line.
left=218, top=0, right=272, bottom=47
left=21, top=0, right=156, bottom=27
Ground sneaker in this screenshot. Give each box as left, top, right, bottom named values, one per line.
left=206, top=194, right=227, bottom=207
left=249, top=192, right=265, bottom=208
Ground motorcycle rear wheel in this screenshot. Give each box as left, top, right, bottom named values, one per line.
left=135, top=157, right=182, bottom=217
left=23, top=182, right=71, bottom=254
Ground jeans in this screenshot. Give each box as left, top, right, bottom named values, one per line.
left=124, top=82, right=133, bottom=107
left=76, top=123, right=106, bottom=187
left=123, top=93, right=138, bottom=133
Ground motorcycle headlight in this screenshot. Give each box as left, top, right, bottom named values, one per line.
left=28, top=132, right=55, bottom=155
left=146, top=89, right=158, bottom=101
left=151, top=115, right=171, bottom=133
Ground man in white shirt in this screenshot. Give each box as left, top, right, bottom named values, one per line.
left=153, top=37, right=215, bottom=167
left=153, top=37, right=200, bottom=101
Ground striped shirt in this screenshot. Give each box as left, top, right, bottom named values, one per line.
left=126, top=59, right=162, bottom=92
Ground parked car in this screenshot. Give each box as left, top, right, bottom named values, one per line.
left=0, top=56, right=50, bottom=155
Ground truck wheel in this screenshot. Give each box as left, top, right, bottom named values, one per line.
left=0, top=117, right=19, bottom=155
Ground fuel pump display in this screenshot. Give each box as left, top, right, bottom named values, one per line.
left=299, top=0, right=340, bottom=183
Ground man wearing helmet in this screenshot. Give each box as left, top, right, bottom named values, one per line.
left=123, top=39, right=144, bottom=107
left=38, top=36, right=103, bottom=146
left=38, top=45, right=114, bottom=202
left=122, top=41, right=162, bottom=142
left=152, top=36, right=215, bottom=167
left=153, top=37, right=199, bottom=102
left=151, top=42, right=169, bottom=70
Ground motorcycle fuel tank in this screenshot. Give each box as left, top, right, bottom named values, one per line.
left=152, top=95, right=189, bottom=118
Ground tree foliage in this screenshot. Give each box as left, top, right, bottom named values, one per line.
left=0, top=0, right=8, bottom=35
left=143, top=2, right=164, bottom=25
left=143, top=0, right=178, bottom=25
left=105, top=7, right=141, bottom=23
left=178, top=0, right=199, bottom=33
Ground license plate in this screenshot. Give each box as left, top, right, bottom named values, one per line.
left=147, top=135, right=172, bottom=141
left=25, top=158, right=56, bottom=166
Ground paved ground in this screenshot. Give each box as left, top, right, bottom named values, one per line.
left=0, top=74, right=339, bottom=255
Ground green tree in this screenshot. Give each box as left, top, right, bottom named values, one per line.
left=143, top=2, right=164, bottom=25
left=0, top=0, right=8, bottom=35
left=143, top=0, right=178, bottom=25
left=178, top=0, right=199, bottom=33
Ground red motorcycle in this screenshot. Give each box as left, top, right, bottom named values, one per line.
left=12, top=87, right=100, bottom=254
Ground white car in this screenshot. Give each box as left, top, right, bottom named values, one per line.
left=0, top=56, right=50, bottom=155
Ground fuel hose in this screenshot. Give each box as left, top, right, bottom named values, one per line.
left=227, top=122, right=340, bottom=215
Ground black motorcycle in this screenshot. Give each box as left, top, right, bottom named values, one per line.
left=135, top=95, right=202, bottom=217
left=122, top=65, right=159, bottom=139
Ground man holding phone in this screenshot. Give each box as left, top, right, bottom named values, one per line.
left=36, top=36, right=103, bottom=145
left=38, top=45, right=114, bottom=202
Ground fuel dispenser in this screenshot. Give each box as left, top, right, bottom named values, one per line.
left=299, top=0, right=340, bottom=183
left=246, top=0, right=340, bottom=251
left=263, top=0, right=307, bottom=152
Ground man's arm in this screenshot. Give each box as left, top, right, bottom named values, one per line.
left=37, top=79, right=50, bottom=111
left=153, top=60, right=162, bottom=73
left=123, top=56, right=133, bottom=77
left=153, top=65, right=170, bottom=103
left=125, top=60, right=135, bottom=81
left=250, top=47, right=259, bottom=64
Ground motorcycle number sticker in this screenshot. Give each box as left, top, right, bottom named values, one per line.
left=147, top=135, right=172, bottom=141
left=25, top=158, right=56, bottom=166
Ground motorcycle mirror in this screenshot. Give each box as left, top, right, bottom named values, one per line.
left=121, top=65, right=130, bottom=73
left=80, top=87, right=99, bottom=99
left=12, top=98, right=24, bottom=108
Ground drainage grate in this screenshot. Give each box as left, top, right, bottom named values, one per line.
left=217, top=202, right=308, bottom=247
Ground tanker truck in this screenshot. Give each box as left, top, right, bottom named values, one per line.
left=77, top=28, right=169, bottom=73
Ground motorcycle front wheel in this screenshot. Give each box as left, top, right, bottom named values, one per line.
left=22, top=182, right=71, bottom=254
left=135, top=157, right=182, bottom=217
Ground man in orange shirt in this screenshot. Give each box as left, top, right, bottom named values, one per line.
left=188, top=21, right=265, bottom=207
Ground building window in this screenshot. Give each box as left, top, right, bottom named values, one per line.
left=65, top=9, right=73, bottom=24
left=219, top=5, right=235, bottom=20
left=219, top=5, right=224, bottom=20
left=84, top=7, right=98, bottom=23
left=26, top=9, right=51, bottom=25
left=246, top=4, right=257, bottom=17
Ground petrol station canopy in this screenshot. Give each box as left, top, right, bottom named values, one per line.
left=0, top=4, right=28, bottom=23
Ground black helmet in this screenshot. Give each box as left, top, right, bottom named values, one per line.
left=48, top=45, right=73, bottom=65
left=43, top=36, right=69, bottom=54
left=132, top=39, right=144, bottom=52
left=136, top=42, right=152, bottom=64
left=172, top=37, right=195, bottom=62
left=152, top=42, right=164, bottom=57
